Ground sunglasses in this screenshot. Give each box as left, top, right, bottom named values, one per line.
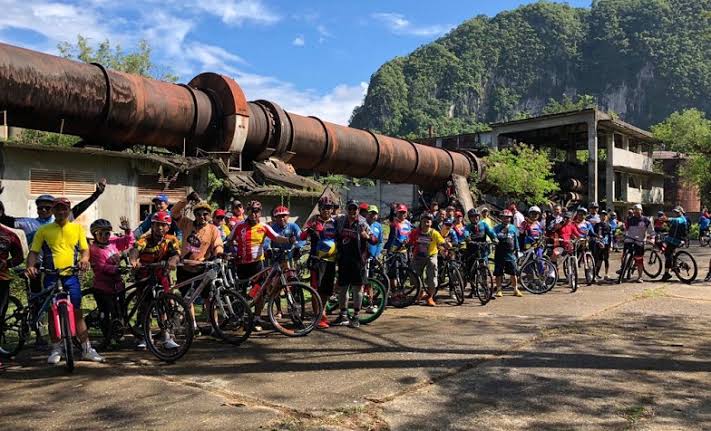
left=347, top=206, right=358, bottom=211
left=321, top=205, right=334, bottom=210
left=37, top=206, right=53, bottom=211
left=95, top=231, right=111, bottom=236
left=196, top=212, right=210, bottom=217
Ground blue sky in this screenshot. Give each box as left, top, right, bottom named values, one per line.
left=0, top=0, right=591, bottom=124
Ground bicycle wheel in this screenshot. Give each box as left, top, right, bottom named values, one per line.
left=268, top=282, right=322, bottom=337
left=474, top=265, right=493, bottom=305
left=449, top=266, right=465, bottom=305
left=643, top=249, right=663, bottom=279
left=673, top=250, right=698, bottom=284
left=57, top=302, right=74, bottom=372
left=143, top=292, right=193, bottom=362
left=125, top=289, right=144, bottom=338
left=583, top=252, right=596, bottom=285
left=520, top=259, right=557, bottom=294
left=345, top=279, right=387, bottom=324
left=388, top=267, right=421, bottom=308
left=617, top=253, right=633, bottom=284
left=1, top=295, right=26, bottom=358
left=567, top=256, right=578, bottom=292
left=209, top=289, right=253, bottom=345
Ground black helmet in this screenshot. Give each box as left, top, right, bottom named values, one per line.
left=467, top=208, right=480, bottom=218
left=346, top=199, right=359, bottom=209
left=90, top=219, right=113, bottom=235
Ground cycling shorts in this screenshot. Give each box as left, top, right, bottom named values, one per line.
left=236, top=261, right=264, bottom=280
left=623, top=242, right=644, bottom=257
left=337, top=261, right=366, bottom=287
left=44, top=274, right=82, bottom=308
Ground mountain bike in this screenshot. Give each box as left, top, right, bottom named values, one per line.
left=658, top=243, right=698, bottom=283
left=617, top=236, right=649, bottom=284
left=518, top=238, right=558, bottom=294
left=324, top=276, right=387, bottom=324
left=384, top=251, right=422, bottom=308
left=434, top=248, right=465, bottom=305
left=1, top=267, right=81, bottom=372
left=461, top=242, right=494, bottom=305
left=560, top=240, right=580, bottom=292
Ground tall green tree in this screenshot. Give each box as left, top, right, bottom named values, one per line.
left=480, top=144, right=559, bottom=205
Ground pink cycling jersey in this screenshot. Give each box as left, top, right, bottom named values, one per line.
left=90, top=233, right=134, bottom=293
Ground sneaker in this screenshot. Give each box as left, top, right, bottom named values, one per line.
left=162, top=335, right=180, bottom=349
left=349, top=316, right=361, bottom=328
left=495, top=290, right=503, bottom=298
left=704, top=272, right=711, bottom=282
left=253, top=317, right=266, bottom=332
left=636, top=278, right=644, bottom=284
left=47, top=344, right=62, bottom=365
left=136, top=339, right=147, bottom=349
left=332, top=314, right=350, bottom=326
left=425, top=297, right=437, bottom=307
left=82, top=347, right=105, bottom=363
left=317, top=316, right=330, bottom=329
left=513, top=289, right=523, bottom=297
left=365, top=305, right=375, bottom=313
left=661, top=273, right=673, bottom=282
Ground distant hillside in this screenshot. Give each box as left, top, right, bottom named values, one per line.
left=350, top=0, right=711, bottom=137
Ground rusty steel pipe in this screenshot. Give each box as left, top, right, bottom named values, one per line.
left=0, top=42, right=472, bottom=186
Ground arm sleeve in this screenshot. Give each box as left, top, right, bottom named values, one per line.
left=486, top=225, right=497, bottom=241
left=71, top=190, right=102, bottom=219
left=292, top=224, right=305, bottom=248
left=134, top=216, right=151, bottom=238
left=263, top=224, right=279, bottom=240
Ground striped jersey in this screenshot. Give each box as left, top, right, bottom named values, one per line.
left=230, top=221, right=279, bottom=264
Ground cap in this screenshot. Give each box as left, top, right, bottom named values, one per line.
left=564, top=211, right=574, bottom=219
left=213, top=209, right=226, bottom=218
left=358, top=202, right=369, bottom=211
left=528, top=205, right=541, bottom=214
left=346, top=199, right=359, bottom=209
left=35, top=194, right=55, bottom=203
left=367, top=205, right=379, bottom=214
left=152, top=194, right=169, bottom=204
left=420, top=212, right=433, bottom=220
left=192, top=201, right=212, bottom=213
left=590, top=202, right=600, bottom=208
left=480, top=207, right=489, bottom=213
left=52, top=197, right=71, bottom=208
left=247, top=200, right=263, bottom=210
left=396, top=204, right=408, bottom=212
left=577, top=207, right=588, bottom=214
left=232, top=199, right=242, bottom=207
left=673, top=206, right=684, bottom=214
left=444, top=218, right=454, bottom=225
left=632, top=204, right=643, bottom=210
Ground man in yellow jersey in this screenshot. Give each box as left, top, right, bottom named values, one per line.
left=26, top=197, right=103, bottom=364
left=409, top=212, right=449, bottom=306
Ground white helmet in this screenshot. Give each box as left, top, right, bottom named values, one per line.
left=632, top=204, right=643, bottom=211
left=528, top=205, right=541, bottom=214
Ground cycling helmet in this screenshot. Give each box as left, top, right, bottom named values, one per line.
left=358, top=202, right=369, bottom=211
left=247, top=200, right=262, bottom=211
left=420, top=212, right=433, bottom=220
left=90, top=219, right=113, bottom=235
left=467, top=208, right=480, bottom=218
left=273, top=205, right=290, bottom=216
left=396, top=203, right=408, bottom=212
left=52, top=197, right=71, bottom=208
left=151, top=211, right=172, bottom=225
left=501, top=209, right=513, bottom=218
left=657, top=210, right=664, bottom=216
left=577, top=207, right=588, bottom=214
left=346, top=199, right=359, bottom=209
left=318, top=196, right=334, bottom=209
left=213, top=209, right=226, bottom=218
left=192, top=201, right=212, bottom=213
left=528, top=205, right=541, bottom=214
left=35, top=194, right=55, bottom=203
left=563, top=211, right=573, bottom=219
left=443, top=218, right=454, bottom=225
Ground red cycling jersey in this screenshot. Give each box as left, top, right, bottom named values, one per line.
left=230, top=221, right=278, bottom=264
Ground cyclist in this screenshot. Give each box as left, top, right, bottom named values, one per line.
left=480, top=207, right=495, bottom=230
left=699, top=208, right=710, bottom=245
left=409, top=212, right=448, bottom=306
left=552, top=212, right=581, bottom=268
left=609, top=211, right=620, bottom=252
left=587, top=202, right=601, bottom=226
left=26, top=197, right=104, bottom=364
left=264, top=205, right=303, bottom=260
left=332, top=200, right=378, bottom=328
left=0, top=223, right=23, bottom=356
left=520, top=206, right=544, bottom=249
left=134, top=194, right=182, bottom=241
left=385, top=204, right=412, bottom=252
left=366, top=205, right=384, bottom=260
left=621, top=204, right=654, bottom=283
left=452, top=211, right=467, bottom=243
left=213, top=209, right=231, bottom=241
left=89, top=217, right=134, bottom=349
left=228, top=200, right=293, bottom=331
left=129, top=211, right=181, bottom=349
left=231, top=199, right=245, bottom=226
left=172, top=196, right=225, bottom=332
left=463, top=209, right=497, bottom=297
left=301, top=196, right=338, bottom=329
left=661, top=206, right=687, bottom=282
left=493, top=210, right=522, bottom=297
left=358, top=202, right=370, bottom=218
left=593, top=210, right=613, bottom=280
left=440, top=218, right=459, bottom=246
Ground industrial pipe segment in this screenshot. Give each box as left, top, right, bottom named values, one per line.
left=0, top=42, right=474, bottom=186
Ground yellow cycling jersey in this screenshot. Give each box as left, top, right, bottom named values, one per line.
left=31, top=221, right=88, bottom=274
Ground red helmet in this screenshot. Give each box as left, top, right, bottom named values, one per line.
left=501, top=209, right=513, bottom=218
left=396, top=204, right=408, bottom=212
left=151, top=211, right=172, bottom=225
left=358, top=202, right=369, bottom=211
left=213, top=209, right=226, bottom=218
left=272, top=205, right=290, bottom=216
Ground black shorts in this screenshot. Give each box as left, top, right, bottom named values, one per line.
left=623, top=242, right=644, bottom=257
left=176, top=267, right=211, bottom=300
left=493, top=254, right=517, bottom=277
left=236, top=261, right=265, bottom=280
left=337, top=260, right=366, bottom=287
left=310, top=259, right=336, bottom=300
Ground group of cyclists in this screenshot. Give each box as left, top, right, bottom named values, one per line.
left=0, top=178, right=709, bottom=370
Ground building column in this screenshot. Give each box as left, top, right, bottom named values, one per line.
left=587, top=119, right=598, bottom=204
left=605, top=134, right=616, bottom=210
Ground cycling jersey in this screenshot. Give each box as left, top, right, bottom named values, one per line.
left=335, top=214, right=375, bottom=266
left=0, top=224, right=23, bottom=281
left=699, top=215, right=710, bottom=231
left=264, top=222, right=303, bottom=255
left=558, top=222, right=583, bottom=242
left=520, top=220, right=544, bottom=245
left=440, top=226, right=459, bottom=245
left=90, top=233, right=134, bottom=293
left=385, top=219, right=412, bottom=251
left=465, top=221, right=497, bottom=243
left=576, top=220, right=594, bottom=238
left=133, top=233, right=181, bottom=265
left=230, top=221, right=279, bottom=264
left=30, top=221, right=89, bottom=274
left=367, top=221, right=384, bottom=258
left=624, top=216, right=654, bottom=244
left=493, top=224, right=519, bottom=259
left=452, top=222, right=466, bottom=243
left=664, top=216, right=687, bottom=246
left=409, top=228, right=445, bottom=258
left=301, top=216, right=338, bottom=262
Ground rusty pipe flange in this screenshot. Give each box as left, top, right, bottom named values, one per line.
left=252, top=100, right=293, bottom=160
left=188, top=72, right=249, bottom=154
left=454, top=150, right=484, bottom=181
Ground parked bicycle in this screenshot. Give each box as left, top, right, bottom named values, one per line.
left=461, top=242, right=494, bottom=305
left=518, top=238, right=558, bottom=294
left=384, top=251, right=422, bottom=308
left=434, top=248, right=465, bottom=305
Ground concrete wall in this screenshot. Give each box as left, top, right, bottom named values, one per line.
left=612, top=148, right=654, bottom=172
left=344, top=181, right=418, bottom=213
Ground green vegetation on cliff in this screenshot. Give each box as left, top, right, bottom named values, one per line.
left=350, top=0, right=711, bottom=137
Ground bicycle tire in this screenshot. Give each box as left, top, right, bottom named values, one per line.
left=447, top=265, right=465, bottom=305
left=583, top=252, right=596, bottom=285
left=520, top=258, right=557, bottom=294
left=617, top=252, right=632, bottom=284
left=673, top=250, right=698, bottom=284
left=268, top=282, right=322, bottom=337
left=209, top=289, right=253, bottom=345
left=0, top=295, right=26, bottom=358
left=643, top=249, right=663, bottom=279
left=124, top=289, right=145, bottom=338
left=143, top=292, right=194, bottom=362
left=567, top=256, right=578, bottom=292
left=388, top=266, right=421, bottom=308
left=348, top=279, right=388, bottom=324
left=57, top=302, right=74, bottom=372
left=473, top=267, right=492, bottom=305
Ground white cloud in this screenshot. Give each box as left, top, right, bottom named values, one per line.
left=192, top=0, right=280, bottom=26
left=371, top=12, right=452, bottom=37
left=316, top=24, right=331, bottom=43
left=292, top=35, right=305, bottom=46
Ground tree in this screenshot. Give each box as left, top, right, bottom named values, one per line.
left=480, top=144, right=559, bottom=205
left=11, top=36, right=177, bottom=147
left=542, top=94, right=597, bottom=115
left=651, top=108, right=711, bottom=202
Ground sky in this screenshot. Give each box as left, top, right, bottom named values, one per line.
left=0, top=0, right=591, bottom=125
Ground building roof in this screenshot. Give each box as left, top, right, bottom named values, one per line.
left=652, top=151, right=688, bottom=160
